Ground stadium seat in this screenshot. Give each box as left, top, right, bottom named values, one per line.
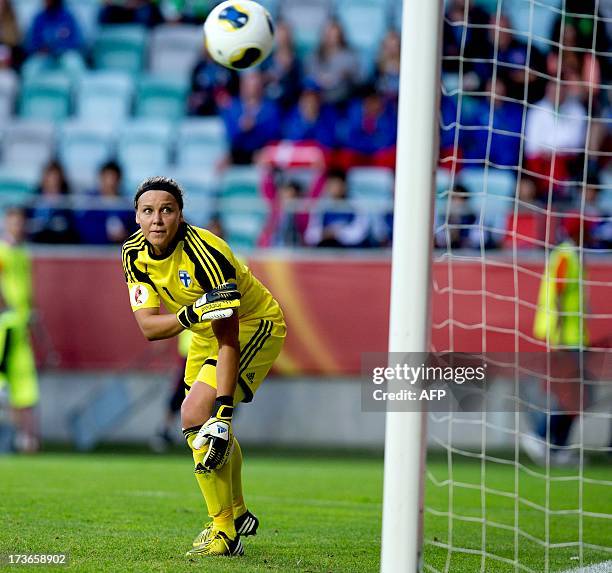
left=347, top=167, right=394, bottom=201
left=334, top=0, right=388, bottom=74
left=176, top=118, right=228, bottom=170
left=76, top=71, right=134, bottom=123
left=13, top=0, right=42, bottom=35
left=67, top=0, right=100, bottom=47
left=170, top=166, right=219, bottom=197
left=0, top=165, right=39, bottom=198
left=220, top=166, right=262, bottom=199
left=599, top=169, right=612, bottom=212
left=459, top=168, right=516, bottom=237
left=1, top=119, right=55, bottom=171
left=118, top=119, right=174, bottom=192
left=175, top=168, right=220, bottom=227
left=59, top=121, right=116, bottom=192
left=149, top=24, right=203, bottom=80
left=135, top=74, right=189, bottom=121
left=219, top=197, right=269, bottom=251
left=0, top=70, right=18, bottom=120
left=505, top=0, right=562, bottom=53
left=280, top=0, right=332, bottom=58
left=458, top=167, right=517, bottom=197
left=19, top=73, right=72, bottom=121
left=93, top=25, right=148, bottom=74
left=257, top=0, right=281, bottom=17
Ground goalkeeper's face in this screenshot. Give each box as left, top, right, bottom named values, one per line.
left=135, top=190, right=183, bottom=255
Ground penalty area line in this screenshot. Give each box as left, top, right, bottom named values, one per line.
left=560, top=560, right=612, bottom=573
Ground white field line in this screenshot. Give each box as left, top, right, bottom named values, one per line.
left=561, top=560, right=612, bottom=573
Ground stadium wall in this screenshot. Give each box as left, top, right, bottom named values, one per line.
left=33, top=250, right=612, bottom=373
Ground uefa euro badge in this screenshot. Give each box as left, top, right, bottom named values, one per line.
left=179, top=270, right=192, bottom=288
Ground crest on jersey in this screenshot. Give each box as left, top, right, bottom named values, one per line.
left=179, top=270, right=192, bottom=288
left=130, top=284, right=149, bottom=306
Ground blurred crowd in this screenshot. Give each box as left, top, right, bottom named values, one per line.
left=0, top=0, right=610, bottom=250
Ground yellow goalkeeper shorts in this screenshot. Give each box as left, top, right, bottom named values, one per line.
left=0, top=313, right=38, bottom=409
left=184, top=318, right=286, bottom=404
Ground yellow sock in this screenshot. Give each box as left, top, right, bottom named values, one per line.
left=231, top=438, right=248, bottom=519
left=184, top=428, right=236, bottom=538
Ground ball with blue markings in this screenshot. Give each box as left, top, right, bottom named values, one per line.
left=204, top=1, right=275, bottom=70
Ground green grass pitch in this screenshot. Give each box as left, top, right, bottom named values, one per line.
left=1, top=451, right=610, bottom=572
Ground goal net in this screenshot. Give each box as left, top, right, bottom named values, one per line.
left=426, top=0, right=612, bottom=571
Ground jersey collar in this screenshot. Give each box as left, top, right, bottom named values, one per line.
left=146, top=222, right=187, bottom=260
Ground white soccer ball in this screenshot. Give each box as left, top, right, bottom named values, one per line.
left=203, top=0, right=275, bottom=70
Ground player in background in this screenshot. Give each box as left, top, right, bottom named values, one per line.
left=0, top=207, right=39, bottom=453
left=149, top=329, right=192, bottom=453
left=524, top=216, right=591, bottom=466
left=122, top=177, right=286, bottom=557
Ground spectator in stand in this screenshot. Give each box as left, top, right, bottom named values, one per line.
left=524, top=78, right=587, bottom=197
left=504, top=176, right=546, bottom=249
left=23, top=0, right=84, bottom=80
left=336, top=84, right=397, bottom=171
left=76, top=161, right=137, bottom=245
left=99, top=0, right=164, bottom=28
left=220, top=70, right=281, bottom=164
left=282, top=82, right=338, bottom=151
left=161, top=0, right=209, bottom=24
left=304, top=169, right=371, bottom=248
left=0, top=0, right=21, bottom=70
left=269, top=179, right=305, bottom=247
left=478, top=13, right=547, bottom=104
left=29, top=160, right=78, bottom=244
left=305, top=20, right=360, bottom=107
left=461, top=77, right=523, bottom=168
left=434, top=184, right=479, bottom=249
left=372, top=29, right=401, bottom=106
left=187, top=46, right=239, bottom=116
left=442, top=0, right=490, bottom=87
left=261, top=21, right=302, bottom=114
left=550, top=0, right=610, bottom=89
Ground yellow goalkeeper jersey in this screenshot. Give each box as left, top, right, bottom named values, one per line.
left=121, top=223, right=284, bottom=337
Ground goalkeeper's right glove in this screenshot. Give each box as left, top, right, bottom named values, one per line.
left=176, top=283, right=240, bottom=328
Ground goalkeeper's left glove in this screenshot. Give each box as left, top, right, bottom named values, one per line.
left=193, top=396, right=235, bottom=471
left=176, top=282, right=240, bottom=329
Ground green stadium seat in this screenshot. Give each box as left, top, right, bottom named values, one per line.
left=219, top=197, right=269, bottom=251
left=149, top=24, right=203, bottom=80
left=220, top=166, right=262, bottom=199
left=280, top=0, right=332, bottom=59
left=171, top=166, right=219, bottom=197
left=459, top=168, right=517, bottom=236
left=0, top=70, right=18, bottom=120
left=0, top=165, right=39, bottom=198
left=93, top=25, right=147, bottom=74
left=335, top=0, right=388, bottom=74
left=59, top=121, right=116, bottom=192
left=119, top=119, right=174, bottom=192
left=347, top=167, right=394, bottom=200
left=135, top=74, right=189, bottom=121
left=176, top=118, right=228, bottom=169
left=19, top=73, right=72, bottom=122
left=76, top=71, right=134, bottom=123
left=2, top=119, right=55, bottom=171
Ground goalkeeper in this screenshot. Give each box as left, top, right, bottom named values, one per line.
left=122, top=177, right=286, bottom=557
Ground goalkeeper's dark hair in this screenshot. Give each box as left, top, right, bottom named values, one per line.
left=134, top=176, right=184, bottom=210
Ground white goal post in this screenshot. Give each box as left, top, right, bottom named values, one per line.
left=381, top=1, right=444, bottom=572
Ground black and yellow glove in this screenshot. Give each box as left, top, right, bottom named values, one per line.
left=176, top=283, right=240, bottom=329
left=193, top=396, right=235, bottom=470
